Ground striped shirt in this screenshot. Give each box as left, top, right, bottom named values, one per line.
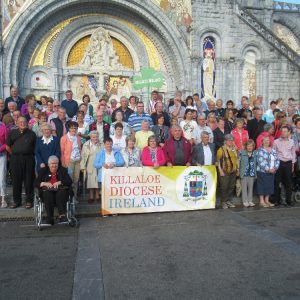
left=128, top=112, right=153, bottom=132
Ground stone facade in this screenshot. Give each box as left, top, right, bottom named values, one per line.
left=0, top=0, right=299, bottom=107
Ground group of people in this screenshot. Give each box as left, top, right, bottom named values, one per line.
left=0, top=87, right=299, bottom=223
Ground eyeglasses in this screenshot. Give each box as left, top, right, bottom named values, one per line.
left=54, top=105, right=60, bottom=107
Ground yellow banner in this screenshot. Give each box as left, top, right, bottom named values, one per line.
left=101, top=166, right=217, bottom=215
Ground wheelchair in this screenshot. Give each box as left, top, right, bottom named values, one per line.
left=34, top=188, right=79, bottom=230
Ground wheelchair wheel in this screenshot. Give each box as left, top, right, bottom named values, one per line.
left=36, top=202, right=43, bottom=231
left=68, top=217, right=79, bottom=228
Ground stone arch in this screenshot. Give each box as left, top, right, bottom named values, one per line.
left=240, top=43, right=263, bottom=103
left=3, top=0, right=191, bottom=96
left=192, top=29, right=222, bottom=96
left=272, top=16, right=300, bottom=40
left=50, top=16, right=148, bottom=71
left=196, top=28, right=223, bottom=58
left=241, top=43, right=262, bottom=60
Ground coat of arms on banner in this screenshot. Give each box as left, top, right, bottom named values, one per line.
left=182, top=170, right=208, bottom=202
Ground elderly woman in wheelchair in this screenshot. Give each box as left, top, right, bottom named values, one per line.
left=35, top=155, right=74, bottom=226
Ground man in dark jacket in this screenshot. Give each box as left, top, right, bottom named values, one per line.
left=192, top=131, right=216, bottom=166
left=50, top=107, right=69, bottom=140
left=111, top=96, right=133, bottom=122
left=247, top=108, right=266, bottom=143
left=163, top=125, right=192, bottom=167
left=6, top=117, right=36, bottom=209
left=35, top=155, right=72, bottom=225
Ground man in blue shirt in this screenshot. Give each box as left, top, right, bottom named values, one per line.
left=4, top=86, right=25, bottom=113
left=61, top=90, right=78, bottom=118
left=128, top=101, right=153, bottom=132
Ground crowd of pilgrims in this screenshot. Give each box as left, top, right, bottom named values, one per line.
left=0, top=87, right=299, bottom=218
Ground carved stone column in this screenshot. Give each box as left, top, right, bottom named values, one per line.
left=191, top=54, right=200, bottom=94
left=261, top=62, right=270, bottom=106
left=256, top=60, right=264, bottom=99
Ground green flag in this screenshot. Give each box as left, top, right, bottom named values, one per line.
left=133, top=67, right=165, bottom=90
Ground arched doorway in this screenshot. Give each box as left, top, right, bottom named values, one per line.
left=2, top=0, right=191, bottom=104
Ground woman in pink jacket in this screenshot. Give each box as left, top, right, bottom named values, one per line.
left=231, top=118, right=249, bottom=151
left=141, top=136, right=166, bottom=168
left=60, top=121, right=82, bottom=200
left=0, top=122, right=7, bottom=207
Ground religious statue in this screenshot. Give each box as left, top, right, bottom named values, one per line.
left=201, top=38, right=216, bottom=101
left=80, top=27, right=122, bottom=70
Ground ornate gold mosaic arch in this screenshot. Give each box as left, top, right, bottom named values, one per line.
left=67, top=35, right=134, bottom=69
left=29, top=14, right=161, bottom=70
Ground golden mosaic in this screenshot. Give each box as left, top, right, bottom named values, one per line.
left=67, top=35, right=134, bottom=69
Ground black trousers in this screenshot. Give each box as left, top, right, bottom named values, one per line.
left=10, top=154, right=35, bottom=205
left=42, top=189, right=68, bottom=220
left=274, top=160, right=293, bottom=205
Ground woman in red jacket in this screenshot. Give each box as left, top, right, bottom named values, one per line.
left=141, top=136, right=166, bottom=168
left=231, top=118, right=249, bottom=151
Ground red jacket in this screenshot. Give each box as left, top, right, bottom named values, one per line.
left=163, top=137, right=192, bottom=166
left=141, top=146, right=166, bottom=166
left=231, top=128, right=249, bottom=150
left=256, top=132, right=274, bottom=149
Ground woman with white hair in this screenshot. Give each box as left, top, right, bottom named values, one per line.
left=80, top=131, right=101, bottom=203
left=35, top=155, right=72, bottom=225
left=35, top=122, right=60, bottom=171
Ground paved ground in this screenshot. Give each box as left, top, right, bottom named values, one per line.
left=1, top=206, right=300, bottom=300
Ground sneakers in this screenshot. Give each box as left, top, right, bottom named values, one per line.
left=248, top=202, right=255, bottom=207
left=58, top=216, right=68, bottom=224
left=222, top=202, right=236, bottom=209
left=243, top=203, right=249, bottom=208
left=226, top=201, right=236, bottom=208
left=222, top=203, right=228, bottom=209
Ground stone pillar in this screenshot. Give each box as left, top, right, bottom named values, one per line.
left=3, top=83, right=11, bottom=99
left=256, top=60, right=264, bottom=100
left=217, top=59, right=225, bottom=100
left=238, top=60, right=245, bottom=99
left=262, top=62, right=269, bottom=106
left=191, top=55, right=200, bottom=94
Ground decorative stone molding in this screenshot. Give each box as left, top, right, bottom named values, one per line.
left=50, top=16, right=148, bottom=71
left=235, top=4, right=300, bottom=68
left=2, top=0, right=191, bottom=95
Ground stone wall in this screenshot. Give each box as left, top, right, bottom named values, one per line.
left=191, top=0, right=300, bottom=105
left=0, top=0, right=299, bottom=105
